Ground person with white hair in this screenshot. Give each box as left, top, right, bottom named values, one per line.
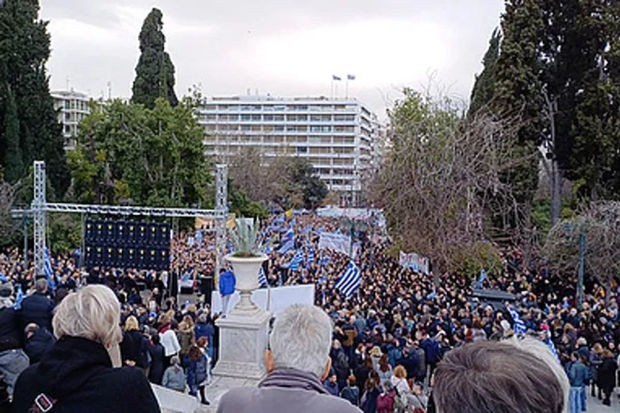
left=217, top=304, right=361, bottom=413
left=12, top=285, right=160, bottom=413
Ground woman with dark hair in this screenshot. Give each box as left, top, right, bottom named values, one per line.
left=185, top=345, right=210, bottom=405
left=148, top=334, right=165, bottom=385
left=376, top=354, right=393, bottom=386
left=597, top=349, right=618, bottom=406
left=361, top=372, right=380, bottom=413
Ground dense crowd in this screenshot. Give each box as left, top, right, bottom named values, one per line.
left=0, top=212, right=618, bottom=412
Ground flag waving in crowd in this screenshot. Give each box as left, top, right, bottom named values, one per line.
left=334, top=261, right=361, bottom=298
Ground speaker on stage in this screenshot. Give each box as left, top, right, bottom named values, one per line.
left=85, top=221, right=95, bottom=243
left=126, top=223, right=136, bottom=246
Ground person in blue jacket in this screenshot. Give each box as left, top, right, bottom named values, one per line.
left=219, top=268, right=235, bottom=317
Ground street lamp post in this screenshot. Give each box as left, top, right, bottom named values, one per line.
left=577, top=223, right=586, bottom=310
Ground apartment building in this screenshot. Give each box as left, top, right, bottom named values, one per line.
left=51, top=89, right=91, bottom=149
left=197, top=96, right=378, bottom=206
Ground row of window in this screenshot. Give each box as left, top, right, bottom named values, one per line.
left=205, top=135, right=356, bottom=145
left=208, top=104, right=359, bottom=112
left=200, top=114, right=356, bottom=122
left=205, top=124, right=356, bottom=133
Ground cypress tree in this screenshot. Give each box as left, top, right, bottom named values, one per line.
left=493, top=0, right=545, bottom=208
left=0, top=0, right=69, bottom=196
left=2, top=88, right=22, bottom=183
left=132, top=8, right=178, bottom=109
left=468, top=28, right=501, bottom=118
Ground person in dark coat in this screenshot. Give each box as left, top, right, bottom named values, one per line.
left=597, top=349, right=618, bottom=406
left=18, top=279, right=54, bottom=333
left=0, top=284, right=20, bottom=345
left=148, top=334, right=166, bottom=385
left=119, top=316, right=149, bottom=369
left=24, top=323, right=55, bottom=365
left=13, top=285, right=160, bottom=413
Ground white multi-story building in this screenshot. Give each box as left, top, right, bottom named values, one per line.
left=197, top=96, right=378, bottom=206
left=51, top=90, right=91, bottom=149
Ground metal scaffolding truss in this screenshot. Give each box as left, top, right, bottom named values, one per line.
left=44, top=203, right=227, bottom=218
left=19, top=161, right=228, bottom=276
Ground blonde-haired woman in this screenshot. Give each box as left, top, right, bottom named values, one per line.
left=390, top=365, right=411, bottom=412
left=120, top=315, right=149, bottom=369
left=13, top=285, right=160, bottom=412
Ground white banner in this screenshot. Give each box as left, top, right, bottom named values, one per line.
left=211, top=284, right=315, bottom=316
left=318, top=232, right=352, bottom=256
left=399, top=251, right=430, bottom=275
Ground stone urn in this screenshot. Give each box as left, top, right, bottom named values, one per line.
left=224, top=253, right=268, bottom=317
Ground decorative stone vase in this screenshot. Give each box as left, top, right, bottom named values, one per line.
left=224, top=253, right=268, bottom=316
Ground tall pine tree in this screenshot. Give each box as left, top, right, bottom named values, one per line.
left=0, top=0, right=69, bottom=196
left=132, top=8, right=178, bottom=109
left=2, top=88, right=22, bottom=182
left=493, top=0, right=545, bottom=211
left=468, top=28, right=501, bottom=118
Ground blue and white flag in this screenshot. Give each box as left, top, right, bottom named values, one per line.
left=475, top=269, right=487, bottom=289
left=306, top=248, right=315, bottom=264
left=226, top=240, right=234, bottom=254
left=335, top=261, right=361, bottom=298
left=283, top=227, right=295, bottom=240
left=318, top=232, right=352, bottom=256
left=320, top=255, right=330, bottom=267
left=509, top=308, right=526, bottom=334
left=258, top=267, right=268, bottom=288
left=13, top=285, right=23, bottom=310
left=277, top=239, right=294, bottom=254
left=288, top=250, right=304, bottom=271
left=44, top=248, right=55, bottom=289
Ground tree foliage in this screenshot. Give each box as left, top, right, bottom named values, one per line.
left=372, top=89, right=527, bottom=273
left=0, top=0, right=69, bottom=197
left=131, top=8, right=178, bottom=109
left=468, top=28, right=501, bottom=118
left=543, top=201, right=620, bottom=290
left=0, top=176, right=17, bottom=242
left=228, top=148, right=328, bottom=210
left=68, top=98, right=211, bottom=207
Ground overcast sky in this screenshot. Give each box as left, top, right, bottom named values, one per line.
left=40, top=0, right=504, bottom=118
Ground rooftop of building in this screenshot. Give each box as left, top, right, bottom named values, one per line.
left=51, top=89, right=90, bottom=99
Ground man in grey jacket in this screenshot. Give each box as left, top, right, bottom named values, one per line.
left=217, top=304, right=361, bottom=413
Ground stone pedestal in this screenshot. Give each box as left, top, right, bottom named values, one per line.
left=213, top=308, right=270, bottom=380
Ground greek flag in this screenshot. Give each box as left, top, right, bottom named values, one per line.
left=307, top=248, right=315, bottom=264
left=320, top=255, right=330, bottom=267
left=283, top=227, right=295, bottom=240
left=335, top=261, right=361, bottom=298
left=277, top=239, right=294, bottom=254
left=288, top=250, right=304, bottom=271
left=258, top=267, right=268, bottom=288
left=509, top=308, right=526, bottom=334
left=475, top=269, right=487, bottom=289
left=44, top=248, right=55, bottom=289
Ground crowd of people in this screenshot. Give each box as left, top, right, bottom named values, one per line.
left=0, top=211, right=618, bottom=412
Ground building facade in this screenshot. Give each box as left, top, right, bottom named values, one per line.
left=51, top=90, right=91, bottom=149
left=197, top=96, right=378, bottom=206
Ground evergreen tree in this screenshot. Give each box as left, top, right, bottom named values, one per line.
left=132, top=8, right=178, bottom=109
left=493, top=0, right=545, bottom=208
left=468, top=28, right=501, bottom=117
left=0, top=0, right=70, bottom=196
left=2, top=88, right=22, bottom=182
